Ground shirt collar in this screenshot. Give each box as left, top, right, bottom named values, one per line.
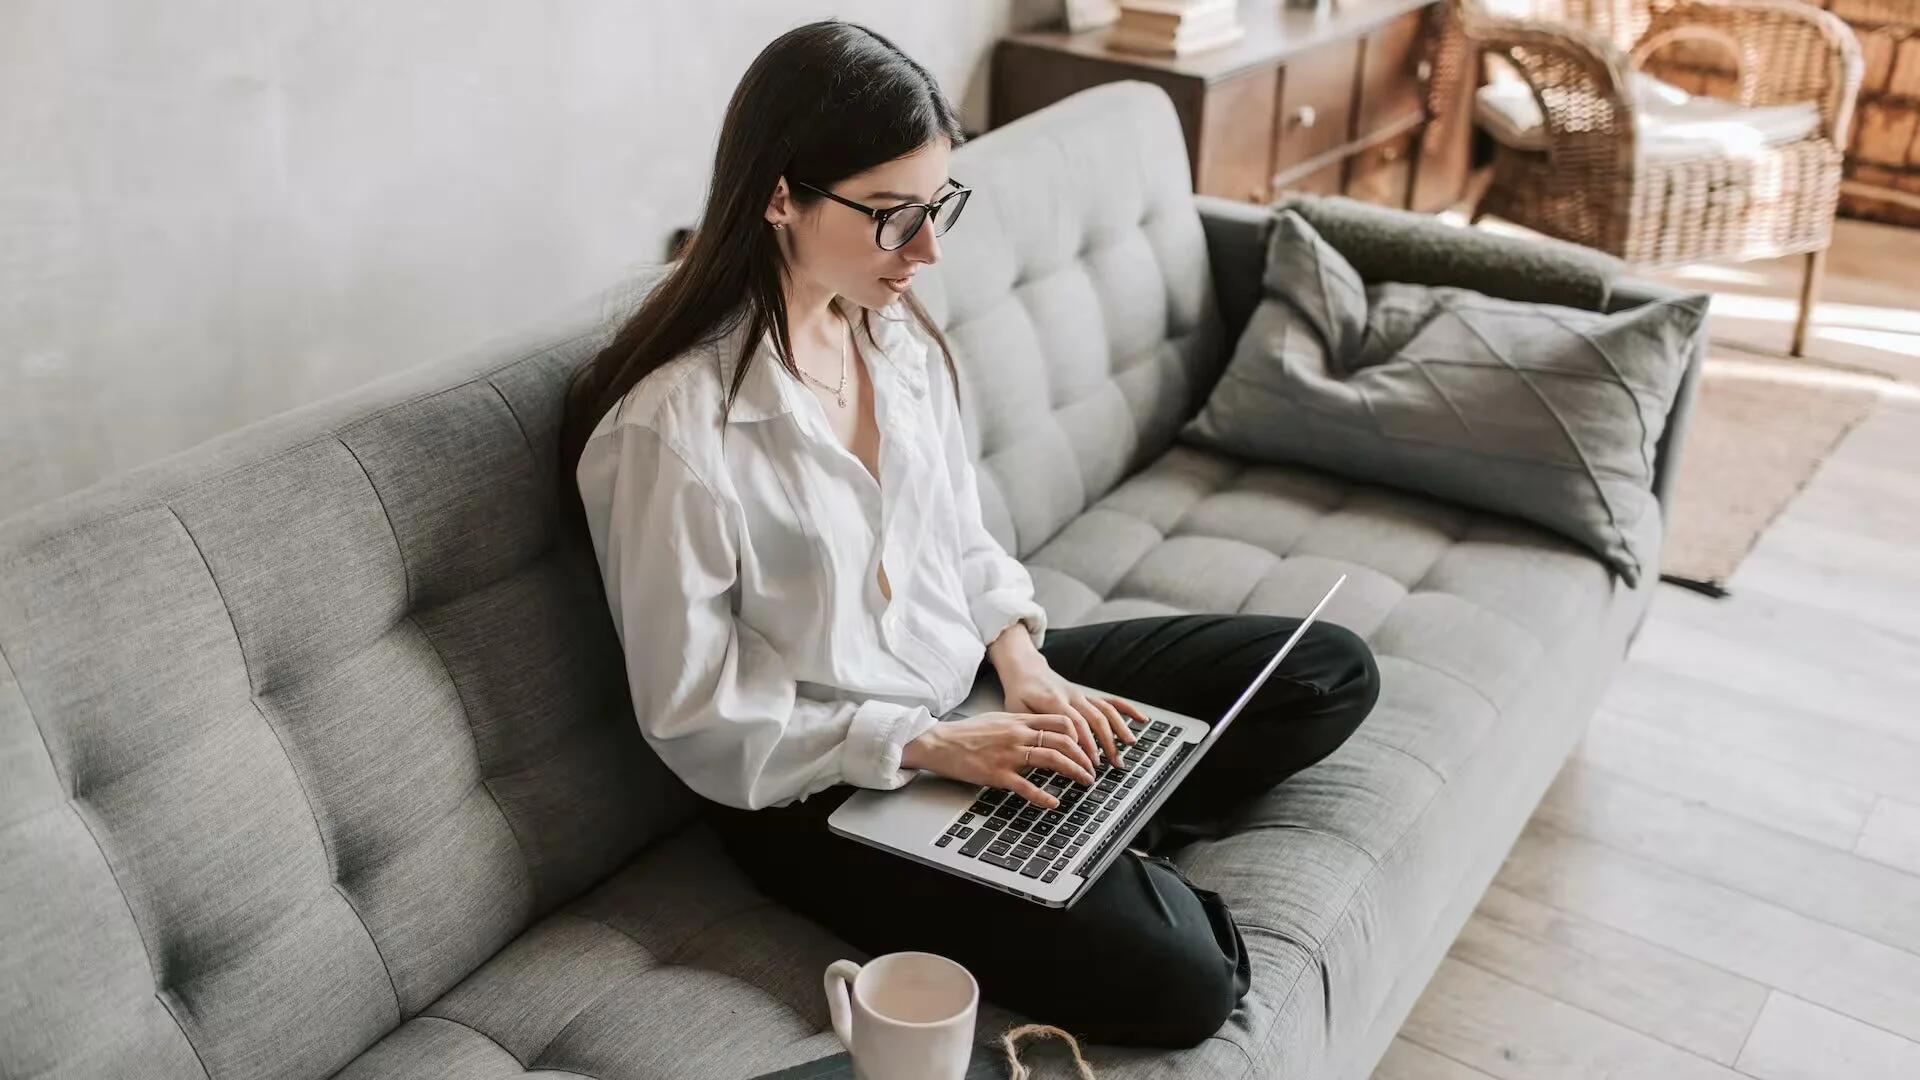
left=720, top=296, right=927, bottom=425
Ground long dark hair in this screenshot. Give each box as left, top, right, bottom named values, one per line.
left=559, top=19, right=967, bottom=538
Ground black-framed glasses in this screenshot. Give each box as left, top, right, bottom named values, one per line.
left=790, top=177, right=971, bottom=251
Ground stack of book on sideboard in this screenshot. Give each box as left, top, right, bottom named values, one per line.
left=1106, top=0, right=1247, bottom=56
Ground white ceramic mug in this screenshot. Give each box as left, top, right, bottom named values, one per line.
left=824, top=951, right=979, bottom=1080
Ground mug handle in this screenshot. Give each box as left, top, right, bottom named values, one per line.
left=824, top=959, right=863, bottom=1051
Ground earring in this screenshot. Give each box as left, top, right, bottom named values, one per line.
left=772, top=222, right=785, bottom=231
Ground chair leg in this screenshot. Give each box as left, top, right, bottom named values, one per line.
left=1791, top=247, right=1827, bottom=358
left=1462, top=166, right=1494, bottom=224
left=1467, top=187, right=1491, bottom=225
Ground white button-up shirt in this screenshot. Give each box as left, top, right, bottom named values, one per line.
left=576, top=296, right=1049, bottom=810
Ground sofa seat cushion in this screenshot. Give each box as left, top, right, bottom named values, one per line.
left=333, top=825, right=1049, bottom=1079
left=1027, top=443, right=1629, bottom=661
left=1024, top=443, right=1636, bottom=827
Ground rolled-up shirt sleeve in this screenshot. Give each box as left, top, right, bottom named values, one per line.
left=925, top=343, right=1049, bottom=651
left=581, top=423, right=937, bottom=810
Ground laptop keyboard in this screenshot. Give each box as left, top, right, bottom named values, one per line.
left=934, top=717, right=1189, bottom=885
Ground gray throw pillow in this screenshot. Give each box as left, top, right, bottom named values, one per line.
left=1180, top=210, right=1708, bottom=586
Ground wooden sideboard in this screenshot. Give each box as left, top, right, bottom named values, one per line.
left=991, top=0, right=1476, bottom=214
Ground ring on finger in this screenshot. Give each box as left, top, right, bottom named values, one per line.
left=1037, top=728, right=1055, bottom=761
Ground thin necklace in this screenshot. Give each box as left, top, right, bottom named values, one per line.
left=794, top=310, right=850, bottom=409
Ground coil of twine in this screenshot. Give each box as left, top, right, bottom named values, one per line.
left=997, top=1024, right=1096, bottom=1079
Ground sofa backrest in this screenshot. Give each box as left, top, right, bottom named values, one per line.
left=0, top=278, right=688, bottom=1079
left=915, top=81, right=1227, bottom=560
left=0, top=80, right=1225, bottom=1079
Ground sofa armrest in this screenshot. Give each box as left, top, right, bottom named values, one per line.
left=1608, top=277, right=1708, bottom=515
left=1197, top=193, right=1626, bottom=347
left=1274, top=193, right=1625, bottom=309
left=1195, top=194, right=1274, bottom=350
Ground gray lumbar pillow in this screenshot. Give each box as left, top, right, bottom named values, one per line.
left=1181, top=210, right=1708, bottom=587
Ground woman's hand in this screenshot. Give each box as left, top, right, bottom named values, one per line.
left=999, top=658, right=1147, bottom=772
left=901, top=713, right=1097, bottom=809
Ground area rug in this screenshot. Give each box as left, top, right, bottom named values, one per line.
left=1659, top=348, right=1887, bottom=595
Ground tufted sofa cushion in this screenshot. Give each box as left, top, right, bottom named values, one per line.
left=0, top=280, right=691, bottom=1080
left=908, top=83, right=1229, bottom=564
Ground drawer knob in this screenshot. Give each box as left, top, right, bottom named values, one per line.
left=1292, top=104, right=1318, bottom=129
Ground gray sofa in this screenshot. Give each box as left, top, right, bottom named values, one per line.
left=0, top=82, right=1701, bottom=1079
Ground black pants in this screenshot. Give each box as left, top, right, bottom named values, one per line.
left=702, top=613, right=1381, bottom=1048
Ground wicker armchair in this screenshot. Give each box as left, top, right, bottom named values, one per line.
left=1462, top=0, right=1865, bottom=355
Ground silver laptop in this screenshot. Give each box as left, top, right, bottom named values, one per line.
left=829, top=574, right=1347, bottom=908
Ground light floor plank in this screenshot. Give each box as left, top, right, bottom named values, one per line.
left=1495, top=823, right=1920, bottom=1044
left=1447, top=885, right=1768, bottom=1064
left=1771, top=455, right=1920, bottom=574
left=1855, top=798, right=1920, bottom=878
left=1732, top=517, right=1920, bottom=643
left=1735, top=992, right=1920, bottom=1080
left=1535, top=762, right=1920, bottom=958
left=1577, top=706, right=1876, bottom=850
left=1396, top=959, right=1744, bottom=1080
left=1598, top=659, right=1920, bottom=805
left=1767, top=401, right=1920, bottom=554
left=1624, top=584, right=1920, bottom=750
left=1371, top=1037, right=1501, bottom=1080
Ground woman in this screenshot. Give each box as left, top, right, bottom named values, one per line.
left=561, top=19, right=1379, bottom=1048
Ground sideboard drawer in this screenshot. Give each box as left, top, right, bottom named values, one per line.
left=1273, top=40, right=1361, bottom=179
left=1345, top=131, right=1417, bottom=207
left=1358, top=9, right=1428, bottom=135
left=1198, top=66, right=1281, bottom=203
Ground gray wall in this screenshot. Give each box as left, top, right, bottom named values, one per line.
left=1, top=1, right=1059, bottom=516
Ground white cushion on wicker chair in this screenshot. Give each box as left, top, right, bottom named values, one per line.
left=1475, top=72, right=1821, bottom=160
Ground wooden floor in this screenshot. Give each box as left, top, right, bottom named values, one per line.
left=1375, top=217, right=1920, bottom=1079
